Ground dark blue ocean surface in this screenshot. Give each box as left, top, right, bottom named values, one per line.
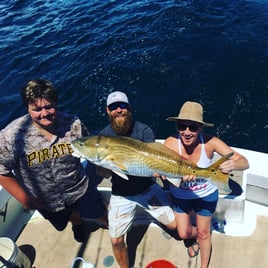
left=0, top=0, right=267, bottom=152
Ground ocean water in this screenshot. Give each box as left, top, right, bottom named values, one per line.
left=0, top=0, right=267, bottom=152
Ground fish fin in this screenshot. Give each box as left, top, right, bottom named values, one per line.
left=106, top=156, right=128, bottom=171
left=209, top=152, right=234, bottom=169
left=165, top=177, right=182, bottom=187
left=112, top=170, right=129, bottom=180
left=146, top=142, right=200, bottom=168
left=149, top=143, right=201, bottom=167
left=113, top=161, right=128, bottom=172
left=147, top=142, right=185, bottom=157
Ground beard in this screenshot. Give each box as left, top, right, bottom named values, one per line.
left=109, top=111, right=133, bottom=135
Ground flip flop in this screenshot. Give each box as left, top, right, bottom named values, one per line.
left=187, top=242, right=200, bottom=258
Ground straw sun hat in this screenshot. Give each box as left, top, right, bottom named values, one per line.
left=166, top=101, right=214, bottom=127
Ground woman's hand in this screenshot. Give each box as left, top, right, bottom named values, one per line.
left=182, top=174, right=196, bottom=181
left=219, top=159, right=235, bottom=173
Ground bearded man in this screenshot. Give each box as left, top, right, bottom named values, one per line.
left=99, top=91, right=179, bottom=268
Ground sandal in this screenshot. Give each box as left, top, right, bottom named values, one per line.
left=187, top=242, right=200, bottom=258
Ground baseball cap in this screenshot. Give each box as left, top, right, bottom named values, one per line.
left=107, top=91, right=129, bottom=106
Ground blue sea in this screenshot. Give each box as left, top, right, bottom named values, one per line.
left=0, top=0, right=267, bottom=153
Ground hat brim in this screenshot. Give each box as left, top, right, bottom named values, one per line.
left=166, top=117, right=214, bottom=127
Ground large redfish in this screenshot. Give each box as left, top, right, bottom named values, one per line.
left=71, top=135, right=232, bottom=192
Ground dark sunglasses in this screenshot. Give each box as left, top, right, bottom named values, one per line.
left=108, top=102, right=129, bottom=111
left=177, top=124, right=200, bottom=132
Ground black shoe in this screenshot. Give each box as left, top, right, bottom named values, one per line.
left=72, top=221, right=86, bottom=242
left=72, top=220, right=101, bottom=242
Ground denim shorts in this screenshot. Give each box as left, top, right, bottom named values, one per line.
left=108, top=183, right=175, bottom=238
left=171, top=190, right=218, bottom=217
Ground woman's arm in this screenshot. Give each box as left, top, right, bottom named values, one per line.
left=209, top=136, right=249, bottom=173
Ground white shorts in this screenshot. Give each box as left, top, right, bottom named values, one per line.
left=108, top=184, right=175, bottom=238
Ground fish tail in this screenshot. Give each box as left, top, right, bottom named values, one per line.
left=211, top=170, right=231, bottom=193
left=207, top=152, right=234, bottom=193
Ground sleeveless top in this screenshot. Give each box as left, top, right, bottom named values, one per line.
left=170, top=133, right=218, bottom=199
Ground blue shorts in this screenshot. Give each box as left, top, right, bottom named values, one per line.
left=39, top=184, right=106, bottom=231
left=171, top=190, right=218, bottom=217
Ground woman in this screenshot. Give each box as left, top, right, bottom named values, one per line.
left=164, top=101, right=249, bottom=268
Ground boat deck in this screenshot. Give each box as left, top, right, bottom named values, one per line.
left=15, top=173, right=268, bottom=268
left=16, top=203, right=268, bottom=268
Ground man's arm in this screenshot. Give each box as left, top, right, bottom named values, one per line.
left=0, top=174, right=42, bottom=209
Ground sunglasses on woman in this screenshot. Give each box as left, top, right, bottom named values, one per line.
left=177, top=124, right=200, bottom=132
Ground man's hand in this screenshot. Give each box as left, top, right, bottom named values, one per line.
left=96, top=166, right=112, bottom=178
left=25, top=196, right=44, bottom=210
